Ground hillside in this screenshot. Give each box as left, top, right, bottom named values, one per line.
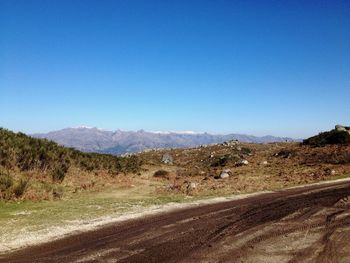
left=137, top=138, right=350, bottom=196
left=0, top=128, right=141, bottom=201
left=33, top=127, right=297, bottom=155
left=303, top=125, right=350, bottom=146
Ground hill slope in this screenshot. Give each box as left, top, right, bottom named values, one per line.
left=303, top=125, right=350, bottom=146
left=0, top=128, right=141, bottom=201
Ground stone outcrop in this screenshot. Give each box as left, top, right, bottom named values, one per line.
left=161, top=153, right=174, bottom=164
left=335, top=125, right=350, bottom=134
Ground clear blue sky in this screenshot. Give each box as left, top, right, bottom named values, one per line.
left=1, top=0, right=349, bottom=138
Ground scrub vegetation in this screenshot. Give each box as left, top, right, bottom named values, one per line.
left=0, top=128, right=142, bottom=201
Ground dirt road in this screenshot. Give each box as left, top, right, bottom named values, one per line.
left=2, top=180, right=350, bottom=263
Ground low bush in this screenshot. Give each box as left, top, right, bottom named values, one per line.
left=13, top=178, right=28, bottom=198
left=124, top=155, right=143, bottom=173
left=51, top=162, right=70, bottom=183
left=274, top=149, right=296, bottom=158
left=241, top=147, right=253, bottom=155
left=0, top=173, right=13, bottom=192
left=210, top=154, right=240, bottom=167
left=153, top=170, right=170, bottom=179
left=210, top=155, right=230, bottom=167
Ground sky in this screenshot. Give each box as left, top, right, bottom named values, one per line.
left=1, top=0, right=349, bottom=138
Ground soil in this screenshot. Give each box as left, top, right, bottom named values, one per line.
left=2, top=180, right=350, bottom=263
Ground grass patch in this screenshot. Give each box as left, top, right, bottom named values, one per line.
left=0, top=183, right=192, bottom=252
left=328, top=173, right=350, bottom=181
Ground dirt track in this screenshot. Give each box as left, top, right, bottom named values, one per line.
left=2, top=181, right=350, bottom=263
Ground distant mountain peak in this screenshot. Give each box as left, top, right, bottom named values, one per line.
left=72, top=126, right=110, bottom=131
left=149, top=130, right=203, bottom=135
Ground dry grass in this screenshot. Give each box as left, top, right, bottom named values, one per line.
left=139, top=142, right=350, bottom=196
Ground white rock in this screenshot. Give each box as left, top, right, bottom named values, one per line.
left=161, top=153, right=173, bottom=164
left=335, top=125, right=346, bottom=132
left=220, top=172, right=230, bottom=179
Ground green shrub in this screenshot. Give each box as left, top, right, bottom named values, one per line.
left=210, top=155, right=230, bottom=167
left=274, top=149, right=296, bottom=158
left=0, top=173, right=13, bottom=191
left=13, top=178, right=28, bottom=198
left=124, top=155, right=142, bottom=173
left=51, top=164, right=69, bottom=183
left=241, top=147, right=253, bottom=155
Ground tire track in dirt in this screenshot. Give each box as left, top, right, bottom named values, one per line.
left=1, top=181, right=350, bottom=263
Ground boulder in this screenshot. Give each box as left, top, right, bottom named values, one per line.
left=161, top=153, right=173, bottom=164
left=235, top=159, right=249, bottom=166
left=324, top=168, right=336, bottom=176
left=220, top=172, right=230, bottom=179
left=335, top=125, right=346, bottom=132
left=242, top=160, right=249, bottom=165
left=189, top=182, right=197, bottom=189
left=223, top=139, right=239, bottom=147
left=185, top=181, right=197, bottom=195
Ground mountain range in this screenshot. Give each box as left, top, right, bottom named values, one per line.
left=33, top=127, right=298, bottom=155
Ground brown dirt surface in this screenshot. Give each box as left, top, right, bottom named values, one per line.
left=2, top=180, right=350, bottom=263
